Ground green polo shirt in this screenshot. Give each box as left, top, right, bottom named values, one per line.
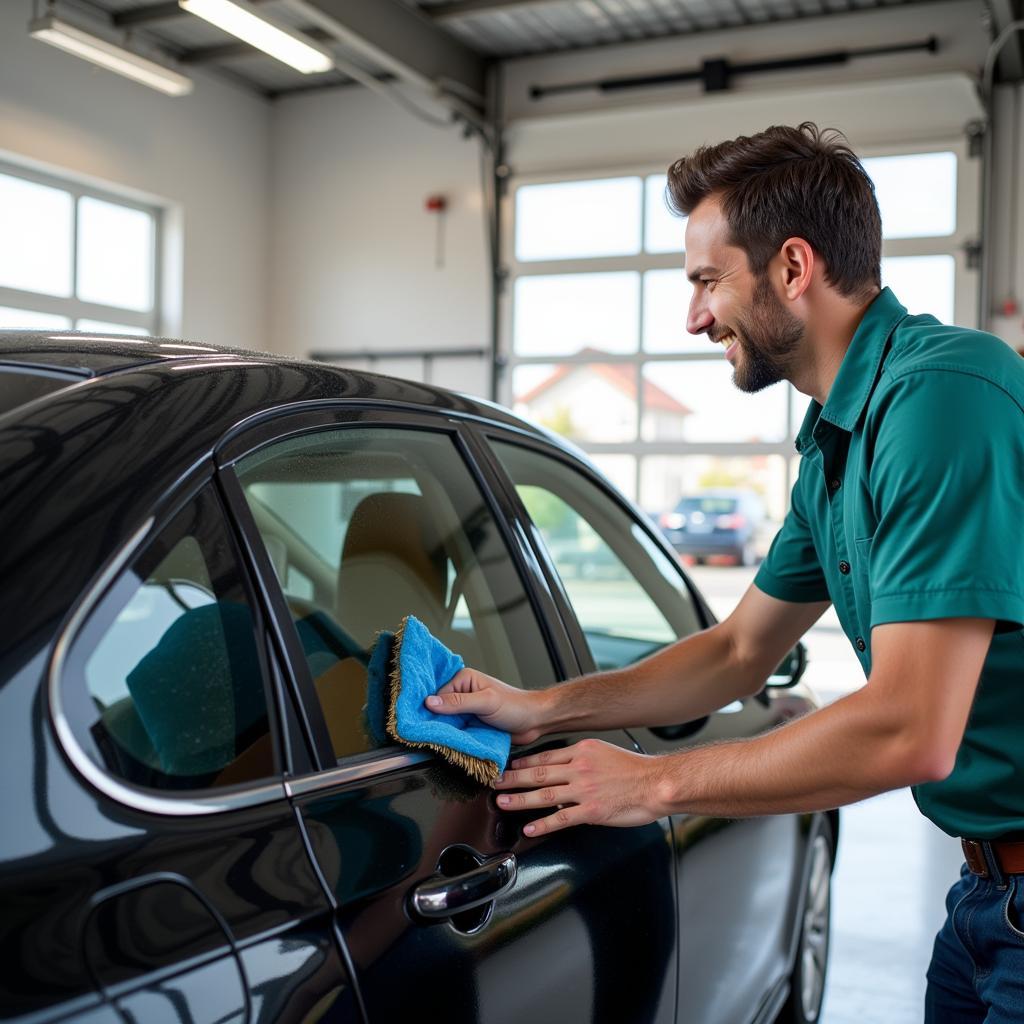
left=754, top=288, right=1024, bottom=839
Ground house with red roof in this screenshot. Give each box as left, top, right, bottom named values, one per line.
left=515, top=349, right=691, bottom=442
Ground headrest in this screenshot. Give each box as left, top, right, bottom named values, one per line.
left=335, top=492, right=448, bottom=648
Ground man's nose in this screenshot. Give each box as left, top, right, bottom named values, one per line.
left=687, top=292, right=713, bottom=337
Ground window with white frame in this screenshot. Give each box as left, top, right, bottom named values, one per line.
left=0, top=163, right=160, bottom=336
left=504, top=143, right=976, bottom=551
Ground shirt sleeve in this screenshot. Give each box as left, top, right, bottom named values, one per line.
left=867, top=369, right=1024, bottom=632
left=754, top=461, right=831, bottom=604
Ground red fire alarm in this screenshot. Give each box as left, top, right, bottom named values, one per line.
left=426, top=195, right=448, bottom=268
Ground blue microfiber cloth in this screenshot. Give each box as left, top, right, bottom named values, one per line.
left=371, top=615, right=510, bottom=784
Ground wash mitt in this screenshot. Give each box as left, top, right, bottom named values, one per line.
left=365, top=615, right=510, bottom=784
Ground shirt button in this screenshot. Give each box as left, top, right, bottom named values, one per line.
left=829, top=478, right=841, bottom=493
left=855, top=637, right=866, bottom=652
left=839, top=560, right=851, bottom=575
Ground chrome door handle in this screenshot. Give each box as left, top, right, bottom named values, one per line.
left=409, top=852, right=517, bottom=919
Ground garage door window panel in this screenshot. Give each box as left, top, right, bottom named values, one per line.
left=491, top=440, right=702, bottom=671
left=64, top=484, right=277, bottom=792
left=515, top=177, right=642, bottom=262
left=235, top=426, right=557, bottom=762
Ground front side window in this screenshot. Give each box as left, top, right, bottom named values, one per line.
left=65, top=484, right=275, bottom=791
left=490, top=440, right=703, bottom=671
left=235, top=426, right=557, bottom=761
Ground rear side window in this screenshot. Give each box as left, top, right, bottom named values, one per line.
left=680, top=497, right=737, bottom=515
left=64, top=484, right=276, bottom=791
left=490, top=440, right=703, bottom=671
left=235, top=425, right=558, bottom=762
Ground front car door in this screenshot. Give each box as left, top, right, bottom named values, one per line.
left=482, top=432, right=811, bottom=1024
left=218, top=409, right=678, bottom=1024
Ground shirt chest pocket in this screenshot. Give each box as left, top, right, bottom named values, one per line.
left=852, top=535, right=873, bottom=623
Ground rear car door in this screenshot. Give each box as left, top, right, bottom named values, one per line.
left=482, top=433, right=805, bottom=1024
left=219, top=409, right=678, bottom=1024
left=29, top=477, right=359, bottom=1023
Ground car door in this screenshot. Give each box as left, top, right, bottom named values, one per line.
left=43, top=476, right=360, bottom=1024
left=219, top=408, right=677, bottom=1024
left=482, top=433, right=804, bottom=1024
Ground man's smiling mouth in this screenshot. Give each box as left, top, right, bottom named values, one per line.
left=713, top=331, right=740, bottom=358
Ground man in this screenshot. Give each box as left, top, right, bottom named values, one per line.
left=426, top=123, right=1024, bottom=1021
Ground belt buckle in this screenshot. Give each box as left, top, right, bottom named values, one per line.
left=962, top=839, right=989, bottom=878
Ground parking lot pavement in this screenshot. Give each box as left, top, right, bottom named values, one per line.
left=685, top=563, right=963, bottom=1024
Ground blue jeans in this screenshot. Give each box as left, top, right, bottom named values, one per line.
left=925, top=862, right=1024, bottom=1022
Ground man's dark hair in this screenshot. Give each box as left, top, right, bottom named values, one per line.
left=666, top=122, right=881, bottom=300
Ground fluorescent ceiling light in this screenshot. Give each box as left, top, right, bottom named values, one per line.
left=179, top=0, right=334, bottom=74
left=29, top=15, right=193, bottom=97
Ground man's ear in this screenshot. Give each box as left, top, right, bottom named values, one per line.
left=776, top=237, right=814, bottom=300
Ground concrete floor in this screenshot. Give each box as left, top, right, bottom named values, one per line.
left=688, top=565, right=966, bottom=1024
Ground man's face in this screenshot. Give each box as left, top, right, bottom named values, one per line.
left=684, top=195, right=804, bottom=393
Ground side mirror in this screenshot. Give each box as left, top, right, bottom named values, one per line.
left=766, top=641, right=807, bottom=689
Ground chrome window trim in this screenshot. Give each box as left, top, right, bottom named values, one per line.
left=285, top=751, right=433, bottom=798
left=48, top=515, right=288, bottom=818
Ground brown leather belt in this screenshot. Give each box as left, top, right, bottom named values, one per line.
left=961, top=839, right=1024, bottom=877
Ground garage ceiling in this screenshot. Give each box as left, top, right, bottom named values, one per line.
left=48, top=0, right=1011, bottom=110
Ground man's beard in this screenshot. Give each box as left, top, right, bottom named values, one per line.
left=730, top=276, right=804, bottom=393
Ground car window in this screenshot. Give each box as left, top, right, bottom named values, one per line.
left=490, top=440, right=703, bottom=671
left=234, top=426, right=558, bottom=762
left=65, top=484, right=276, bottom=792
left=679, top=496, right=737, bottom=515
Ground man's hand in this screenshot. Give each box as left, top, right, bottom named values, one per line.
left=426, top=667, right=547, bottom=745
left=491, top=739, right=666, bottom=837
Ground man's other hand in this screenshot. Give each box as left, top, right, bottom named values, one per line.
left=491, top=739, right=666, bottom=837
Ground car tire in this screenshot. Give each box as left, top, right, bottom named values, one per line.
left=777, top=820, right=834, bottom=1024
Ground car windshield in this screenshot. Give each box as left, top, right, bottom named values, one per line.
left=678, top=497, right=737, bottom=515
left=0, top=366, right=79, bottom=418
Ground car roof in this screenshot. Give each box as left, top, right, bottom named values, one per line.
left=0, top=332, right=556, bottom=665
left=0, top=330, right=255, bottom=376
left=0, top=331, right=532, bottom=428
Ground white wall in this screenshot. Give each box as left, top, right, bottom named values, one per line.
left=269, top=85, right=491, bottom=395
left=0, top=1, right=271, bottom=350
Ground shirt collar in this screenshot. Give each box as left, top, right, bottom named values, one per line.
left=795, top=287, right=907, bottom=453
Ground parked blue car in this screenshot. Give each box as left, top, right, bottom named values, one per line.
left=659, top=489, right=766, bottom=565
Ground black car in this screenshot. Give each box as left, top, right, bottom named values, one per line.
left=0, top=334, right=837, bottom=1024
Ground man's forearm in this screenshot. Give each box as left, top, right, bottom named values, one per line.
left=650, top=683, right=941, bottom=819
left=536, top=622, right=766, bottom=735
